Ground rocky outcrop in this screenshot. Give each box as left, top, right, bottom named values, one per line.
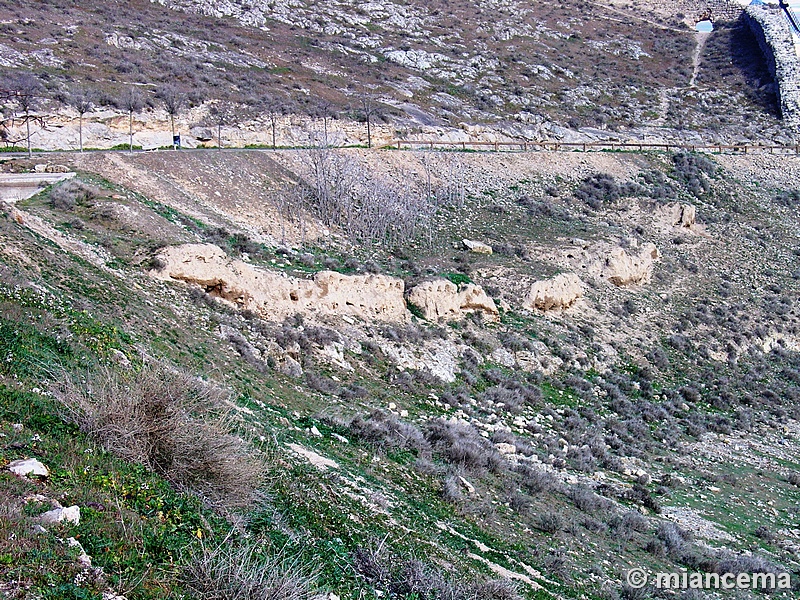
left=153, top=243, right=408, bottom=322
left=745, top=4, right=800, bottom=134
left=462, top=239, right=493, bottom=255
left=603, top=244, right=659, bottom=286
left=406, top=278, right=499, bottom=322
left=525, top=273, right=583, bottom=311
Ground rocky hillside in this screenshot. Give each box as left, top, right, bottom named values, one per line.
left=0, top=0, right=790, bottom=145
left=2, top=144, right=800, bottom=599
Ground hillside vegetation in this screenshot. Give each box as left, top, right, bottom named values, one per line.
left=1, top=145, right=800, bottom=599
left=0, top=0, right=788, bottom=146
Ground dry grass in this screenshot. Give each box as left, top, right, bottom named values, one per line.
left=181, top=541, right=317, bottom=600
left=54, top=364, right=265, bottom=509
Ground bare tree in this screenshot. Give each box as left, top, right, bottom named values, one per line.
left=317, top=99, right=337, bottom=147
left=262, top=96, right=288, bottom=150
left=7, top=73, right=44, bottom=158
left=358, top=93, right=381, bottom=149
left=156, top=85, right=186, bottom=149
left=120, top=87, right=144, bottom=154
left=68, top=87, right=95, bottom=153
left=303, top=146, right=437, bottom=247
left=208, top=101, right=237, bottom=151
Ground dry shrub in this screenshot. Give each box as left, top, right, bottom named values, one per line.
left=352, top=542, right=521, bottom=600
left=182, top=541, right=317, bottom=600
left=55, top=365, right=264, bottom=509
left=424, top=419, right=505, bottom=474
left=348, top=409, right=429, bottom=454
left=48, top=180, right=101, bottom=211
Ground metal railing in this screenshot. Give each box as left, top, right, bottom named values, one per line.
left=388, top=139, right=800, bottom=154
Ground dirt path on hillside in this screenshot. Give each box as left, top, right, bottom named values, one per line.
left=690, top=31, right=711, bottom=87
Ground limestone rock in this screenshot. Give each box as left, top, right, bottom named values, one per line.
left=525, top=273, right=583, bottom=311
left=377, top=338, right=465, bottom=383
left=406, top=278, right=499, bottom=322
left=8, top=458, right=49, bottom=478
left=603, top=244, right=659, bottom=286
left=67, top=537, right=92, bottom=567
left=490, top=347, right=516, bottom=367
left=462, top=239, right=493, bottom=255
left=39, top=505, right=81, bottom=526
left=458, top=476, right=476, bottom=495
left=496, top=442, right=517, bottom=455
left=153, top=244, right=408, bottom=322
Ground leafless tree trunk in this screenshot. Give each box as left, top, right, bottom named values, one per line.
left=208, top=101, right=236, bottom=151
left=157, top=86, right=186, bottom=150
left=121, top=87, right=144, bottom=154
left=69, top=88, right=95, bottom=153
left=8, top=73, right=43, bottom=158
left=359, top=94, right=380, bottom=149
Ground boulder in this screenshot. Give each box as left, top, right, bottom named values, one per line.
left=406, top=278, right=499, bottom=322
left=39, top=505, right=81, bottom=526
left=152, top=244, right=408, bottom=322
left=525, top=273, right=583, bottom=311
left=462, top=239, right=493, bottom=254
left=8, top=458, right=49, bottom=478
left=603, top=244, right=659, bottom=286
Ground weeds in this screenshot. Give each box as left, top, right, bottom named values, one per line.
left=182, top=540, right=317, bottom=600
left=54, top=364, right=265, bottom=509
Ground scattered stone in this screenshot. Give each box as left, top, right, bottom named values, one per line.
left=67, top=537, right=92, bottom=567
left=496, top=442, right=517, bottom=455
left=458, top=476, right=476, bottom=495
left=287, top=443, right=339, bottom=470
left=462, top=239, right=493, bottom=254
left=39, top=505, right=81, bottom=526
left=8, top=458, right=49, bottom=478
left=525, top=273, right=583, bottom=311
left=310, top=425, right=323, bottom=438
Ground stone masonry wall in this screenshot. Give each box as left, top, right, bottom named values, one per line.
left=745, top=4, right=800, bottom=136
